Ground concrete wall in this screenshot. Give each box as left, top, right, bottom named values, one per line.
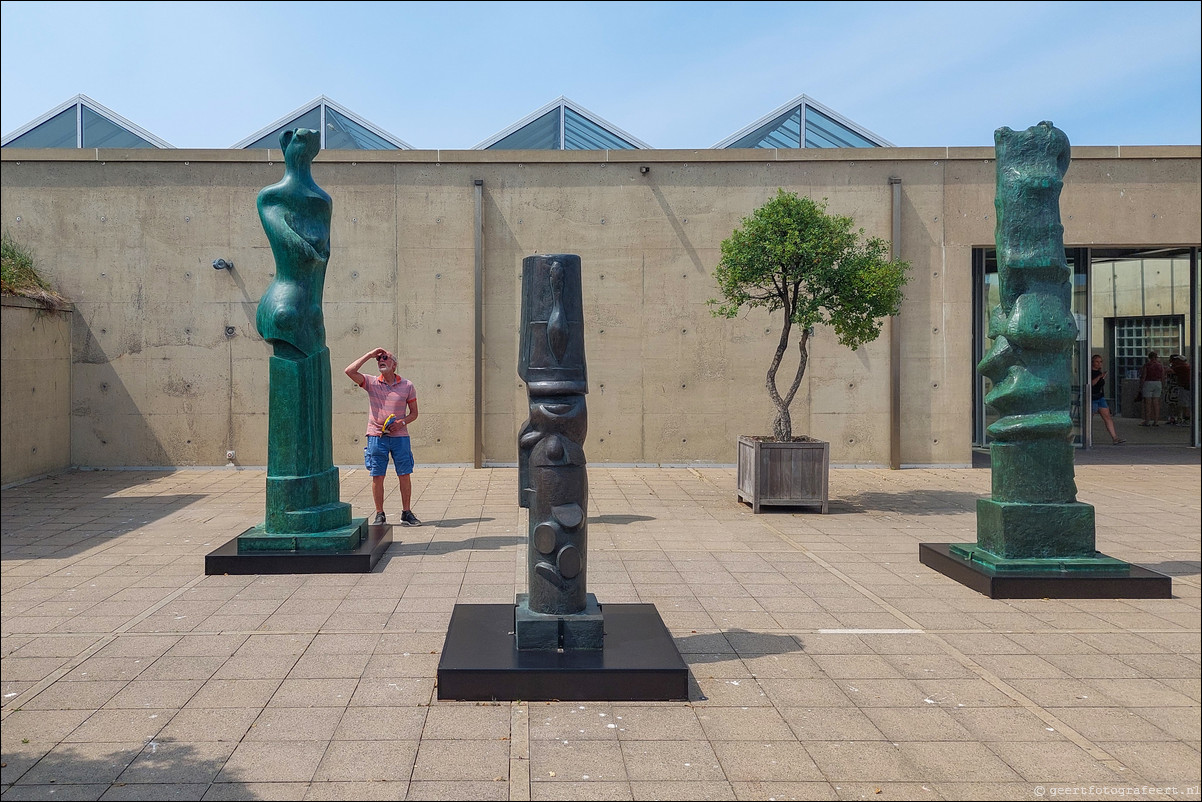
left=1, top=297, right=73, bottom=485
left=2, top=145, right=1198, bottom=469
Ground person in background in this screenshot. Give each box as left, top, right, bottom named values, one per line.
left=1139, top=351, right=1166, bottom=427
left=1090, top=355, right=1125, bottom=444
left=1166, top=354, right=1192, bottom=426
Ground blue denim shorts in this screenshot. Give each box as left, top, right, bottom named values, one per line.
left=365, top=435, right=414, bottom=476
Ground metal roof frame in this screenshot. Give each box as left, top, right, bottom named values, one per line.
left=711, top=93, right=893, bottom=149
left=471, top=96, right=651, bottom=150
left=230, top=95, right=413, bottom=150
left=2, top=94, right=174, bottom=148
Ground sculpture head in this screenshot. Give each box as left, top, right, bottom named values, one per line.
left=279, top=128, right=321, bottom=164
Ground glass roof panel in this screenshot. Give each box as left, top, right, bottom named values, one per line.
left=244, top=107, right=322, bottom=149
left=324, top=106, right=400, bottom=150
left=726, top=106, right=802, bottom=149
left=81, top=106, right=157, bottom=148
left=3, top=107, right=77, bottom=148
left=804, top=106, right=880, bottom=148
left=563, top=107, right=637, bottom=150
left=486, top=107, right=561, bottom=150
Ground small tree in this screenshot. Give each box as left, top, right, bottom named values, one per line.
left=710, top=189, right=909, bottom=442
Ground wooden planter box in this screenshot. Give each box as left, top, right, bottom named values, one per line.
left=736, top=435, right=829, bottom=513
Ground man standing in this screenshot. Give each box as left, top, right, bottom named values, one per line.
left=345, top=348, right=421, bottom=526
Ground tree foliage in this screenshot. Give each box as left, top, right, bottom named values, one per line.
left=709, top=190, right=909, bottom=441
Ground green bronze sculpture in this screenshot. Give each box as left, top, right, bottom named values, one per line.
left=955, top=121, right=1123, bottom=572
left=239, top=128, right=363, bottom=552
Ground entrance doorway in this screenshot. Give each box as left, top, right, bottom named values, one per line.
left=972, top=246, right=1199, bottom=451
left=1088, top=248, right=1198, bottom=447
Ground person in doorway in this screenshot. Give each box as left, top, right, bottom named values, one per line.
left=1166, top=354, right=1192, bottom=426
left=1090, top=354, right=1125, bottom=444
left=345, top=348, right=421, bottom=526
left=1139, top=351, right=1167, bottom=427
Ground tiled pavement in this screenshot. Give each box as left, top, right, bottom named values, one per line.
left=1, top=456, right=1199, bottom=801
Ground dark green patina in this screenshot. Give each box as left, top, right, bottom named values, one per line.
left=238, top=128, right=364, bottom=553
left=951, top=121, right=1126, bottom=574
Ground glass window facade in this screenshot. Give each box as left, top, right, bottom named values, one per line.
left=485, top=105, right=640, bottom=150
left=244, top=108, right=322, bottom=149
left=805, top=106, right=880, bottom=148
left=975, top=247, right=1198, bottom=448
left=2, top=98, right=168, bottom=149
left=81, top=106, right=157, bottom=148
left=563, top=107, right=637, bottom=150
left=487, top=108, right=561, bottom=150
left=3, top=107, right=77, bottom=148
left=727, top=107, right=802, bottom=149
left=720, top=100, right=884, bottom=149
left=324, top=106, right=401, bottom=150
left=974, top=248, right=1089, bottom=446
left=236, top=99, right=409, bottom=150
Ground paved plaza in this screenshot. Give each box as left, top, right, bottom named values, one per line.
left=1, top=450, right=1199, bottom=800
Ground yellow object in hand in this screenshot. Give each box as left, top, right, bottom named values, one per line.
left=382, top=414, right=397, bottom=434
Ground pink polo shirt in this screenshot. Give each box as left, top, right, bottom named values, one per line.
left=362, top=374, right=416, bottom=437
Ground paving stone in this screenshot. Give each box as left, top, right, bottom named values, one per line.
left=0, top=464, right=1196, bottom=799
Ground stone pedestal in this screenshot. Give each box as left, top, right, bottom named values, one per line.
left=437, top=603, right=687, bottom=701
left=514, top=593, right=604, bottom=650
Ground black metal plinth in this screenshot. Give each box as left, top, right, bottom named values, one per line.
left=205, top=522, right=391, bottom=575
left=919, top=542, right=1172, bottom=599
left=437, top=603, right=689, bottom=701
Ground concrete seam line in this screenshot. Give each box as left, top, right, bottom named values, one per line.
left=510, top=702, right=531, bottom=800
left=0, top=574, right=208, bottom=720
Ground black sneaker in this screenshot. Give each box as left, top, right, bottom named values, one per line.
left=372, top=511, right=387, bottom=526
left=401, top=510, right=421, bottom=527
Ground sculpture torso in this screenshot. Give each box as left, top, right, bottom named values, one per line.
left=255, top=128, right=331, bottom=359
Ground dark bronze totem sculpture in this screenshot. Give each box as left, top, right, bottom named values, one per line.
left=435, top=253, right=685, bottom=698
left=919, top=122, right=1169, bottom=598
left=515, top=254, right=603, bottom=649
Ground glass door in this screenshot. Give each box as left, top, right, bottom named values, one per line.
left=1089, top=248, right=1198, bottom=446
left=973, top=248, right=1088, bottom=447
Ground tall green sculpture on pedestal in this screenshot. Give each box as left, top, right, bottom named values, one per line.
left=959, top=121, right=1117, bottom=571
left=239, top=128, right=364, bottom=553
left=918, top=121, right=1170, bottom=598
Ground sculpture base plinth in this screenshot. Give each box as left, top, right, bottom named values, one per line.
left=919, top=542, right=1172, bottom=599
left=515, top=593, right=604, bottom=650
left=976, top=498, right=1096, bottom=558
left=437, top=603, right=688, bottom=701
left=205, top=519, right=390, bottom=575
left=236, top=516, right=364, bottom=552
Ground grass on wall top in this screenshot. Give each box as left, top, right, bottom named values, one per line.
left=1, top=230, right=69, bottom=310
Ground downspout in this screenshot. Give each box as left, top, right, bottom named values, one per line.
left=889, top=177, right=903, bottom=470
left=1191, top=246, right=1199, bottom=449
left=474, top=179, right=484, bottom=468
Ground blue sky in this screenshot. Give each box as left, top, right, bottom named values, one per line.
left=2, top=1, right=1199, bottom=150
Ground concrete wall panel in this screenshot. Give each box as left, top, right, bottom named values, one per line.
left=1, top=301, right=73, bottom=485
left=3, top=146, right=1197, bottom=469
